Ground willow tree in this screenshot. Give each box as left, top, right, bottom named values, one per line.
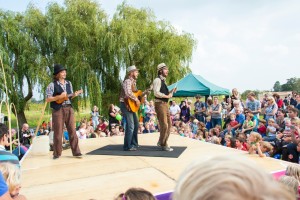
left=0, top=0, right=196, bottom=123
left=24, top=0, right=108, bottom=112
left=110, top=3, right=196, bottom=91
left=0, top=10, right=43, bottom=126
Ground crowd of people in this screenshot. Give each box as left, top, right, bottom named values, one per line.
left=1, top=62, right=300, bottom=199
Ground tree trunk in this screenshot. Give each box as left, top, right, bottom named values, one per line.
left=17, top=111, right=27, bottom=128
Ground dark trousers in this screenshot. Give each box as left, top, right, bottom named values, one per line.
left=211, top=118, right=222, bottom=128
left=120, top=102, right=138, bottom=150
left=52, top=107, right=81, bottom=157
left=155, top=102, right=172, bottom=147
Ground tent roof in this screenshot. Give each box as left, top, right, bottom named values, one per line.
left=168, top=73, right=230, bottom=97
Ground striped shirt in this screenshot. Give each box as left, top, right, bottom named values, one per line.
left=119, top=77, right=138, bottom=102
left=0, top=145, right=20, bottom=167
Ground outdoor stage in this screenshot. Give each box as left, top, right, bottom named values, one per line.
left=21, top=133, right=288, bottom=200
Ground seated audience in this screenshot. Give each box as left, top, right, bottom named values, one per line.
left=0, top=124, right=20, bottom=166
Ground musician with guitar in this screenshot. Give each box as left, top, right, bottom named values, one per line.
left=120, top=65, right=149, bottom=151
left=46, top=64, right=82, bottom=159
left=153, top=63, right=177, bottom=151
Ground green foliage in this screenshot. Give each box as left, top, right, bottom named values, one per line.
left=0, top=0, right=196, bottom=126
left=281, top=77, right=300, bottom=92
left=273, top=81, right=281, bottom=92
left=241, top=90, right=260, bottom=100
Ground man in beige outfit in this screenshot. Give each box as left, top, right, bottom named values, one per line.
left=152, top=63, right=176, bottom=151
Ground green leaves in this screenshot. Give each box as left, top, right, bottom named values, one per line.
left=0, top=0, right=196, bottom=123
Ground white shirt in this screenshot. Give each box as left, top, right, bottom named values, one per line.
left=170, top=105, right=181, bottom=116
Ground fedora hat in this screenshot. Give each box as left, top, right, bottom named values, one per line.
left=126, top=65, right=139, bottom=73
left=157, top=63, right=167, bottom=71
left=53, top=64, right=67, bottom=75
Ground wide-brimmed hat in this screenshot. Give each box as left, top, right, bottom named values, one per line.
left=53, top=64, right=67, bottom=75
left=126, top=65, right=139, bottom=73
left=157, top=63, right=167, bottom=71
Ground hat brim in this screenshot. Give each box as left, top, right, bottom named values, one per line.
left=127, top=69, right=139, bottom=73
left=53, top=68, right=67, bottom=75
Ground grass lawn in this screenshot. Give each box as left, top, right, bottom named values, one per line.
left=1, top=102, right=91, bottom=129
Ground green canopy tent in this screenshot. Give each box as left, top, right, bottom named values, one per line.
left=168, top=73, right=230, bottom=97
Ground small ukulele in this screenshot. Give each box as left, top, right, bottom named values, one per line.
left=56, top=89, right=83, bottom=104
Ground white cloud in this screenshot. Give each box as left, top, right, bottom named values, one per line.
left=263, top=45, right=289, bottom=55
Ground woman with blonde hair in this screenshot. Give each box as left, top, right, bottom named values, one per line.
left=172, top=156, right=295, bottom=200
left=264, top=96, right=278, bottom=124
left=0, top=163, right=27, bottom=199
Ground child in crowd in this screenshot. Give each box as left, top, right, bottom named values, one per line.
left=210, top=136, right=221, bottom=145
left=173, top=120, right=181, bottom=132
left=235, top=137, right=247, bottom=151
left=257, top=141, right=273, bottom=157
left=78, top=123, right=87, bottom=139
left=138, top=122, right=144, bottom=134
left=96, top=118, right=109, bottom=137
left=285, top=164, right=300, bottom=184
left=111, top=125, right=121, bottom=136
left=143, top=122, right=153, bottom=134
left=170, top=126, right=179, bottom=135
left=195, top=130, right=205, bottom=141
left=119, top=126, right=124, bottom=136
left=248, top=132, right=262, bottom=154
left=0, top=162, right=27, bottom=200
left=148, top=117, right=157, bottom=132
left=183, top=125, right=193, bottom=138
left=263, top=118, right=277, bottom=142
left=284, top=119, right=292, bottom=133
left=257, top=119, right=267, bottom=137
left=198, top=122, right=208, bottom=139
left=224, top=134, right=232, bottom=147
left=278, top=176, right=299, bottom=197
left=241, top=113, right=254, bottom=134
left=191, top=119, right=199, bottom=135
left=205, top=116, right=212, bottom=131
left=115, top=187, right=156, bottom=200
left=228, top=113, right=238, bottom=128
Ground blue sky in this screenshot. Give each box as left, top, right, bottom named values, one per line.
left=1, top=0, right=299, bottom=98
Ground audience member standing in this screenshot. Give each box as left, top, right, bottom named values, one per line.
left=91, top=105, right=100, bottom=130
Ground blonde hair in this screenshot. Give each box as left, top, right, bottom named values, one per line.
left=267, top=97, right=276, bottom=105
left=278, top=175, right=299, bottom=195
left=0, top=163, right=21, bottom=194
left=286, top=164, right=300, bottom=183
left=268, top=118, right=275, bottom=123
left=261, top=141, right=273, bottom=152
left=250, top=132, right=262, bottom=143
left=173, top=156, right=295, bottom=200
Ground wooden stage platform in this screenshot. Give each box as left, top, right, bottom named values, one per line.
left=21, top=133, right=288, bottom=200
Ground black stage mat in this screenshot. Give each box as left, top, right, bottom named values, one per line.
left=87, top=145, right=187, bottom=158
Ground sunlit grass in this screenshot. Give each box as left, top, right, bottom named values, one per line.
left=1, top=102, right=91, bottom=128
